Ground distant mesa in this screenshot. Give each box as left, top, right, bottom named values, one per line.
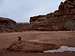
left=0, top=17, right=16, bottom=32
left=30, top=0, right=75, bottom=31
left=0, top=17, right=31, bottom=32
left=0, top=17, right=16, bottom=25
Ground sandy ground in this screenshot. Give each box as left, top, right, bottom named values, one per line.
left=0, top=31, right=75, bottom=48
left=0, top=31, right=75, bottom=56
left=0, top=49, right=75, bottom=56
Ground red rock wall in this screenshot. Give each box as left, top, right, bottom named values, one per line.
left=30, top=0, right=75, bottom=31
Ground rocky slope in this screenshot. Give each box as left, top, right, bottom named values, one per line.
left=0, top=17, right=31, bottom=32
left=0, top=17, right=16, bottom=32
left=15, top=23, right=31, bottom=32
left=30, top=0, right=75, bottom=31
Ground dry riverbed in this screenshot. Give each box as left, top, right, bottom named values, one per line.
left=0, top=31, right=75, bottom=56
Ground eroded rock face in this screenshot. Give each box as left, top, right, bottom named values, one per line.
left=0, top=17, right=16, bottom=25
left=0, top=17, right=16, bottom=32
left=30, top=0, right=75, bottom=31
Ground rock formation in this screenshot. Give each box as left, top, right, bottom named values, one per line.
left=0, top=17, right=31, bottom=32
left=0, top=17, right=16, bottom=25
left=15, top=23, right=31, bottom=32
left=30, top=0, right=75, bottom=31
left=0, top=17, right=16, bottom=32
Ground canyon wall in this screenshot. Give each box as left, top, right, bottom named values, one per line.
left=30, top=0, right=75, bottom=31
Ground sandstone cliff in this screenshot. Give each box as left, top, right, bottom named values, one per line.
left=30, top=0, right=75, bottom=31
left=0, top=17, right=16, bottom=32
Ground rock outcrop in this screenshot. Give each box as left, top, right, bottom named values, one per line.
left=0, top=17, right=31, bottom=32
left=0, top=17, right=16, bottom=32
left=30, top=0, right=75, bottom=31
left=0, top=17, right=16, bottom=25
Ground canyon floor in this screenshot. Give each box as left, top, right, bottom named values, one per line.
left=0, top=50, right=75, bottom=56
left=0, top=31, right=75, bottom=56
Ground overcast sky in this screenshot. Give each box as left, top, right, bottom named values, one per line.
left=0, top=0, right=64, bottom=22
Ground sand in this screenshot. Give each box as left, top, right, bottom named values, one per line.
left=0, top=31, right=75, bottom=56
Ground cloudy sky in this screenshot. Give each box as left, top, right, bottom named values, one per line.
left=0, top=0, right=64, bottom=22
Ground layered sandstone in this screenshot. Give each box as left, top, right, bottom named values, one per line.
left=0, top=17, right=31, bottom=32
left=0, top=17, right=16, bottom=32
left=30, top=0, right=75, bottom=31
